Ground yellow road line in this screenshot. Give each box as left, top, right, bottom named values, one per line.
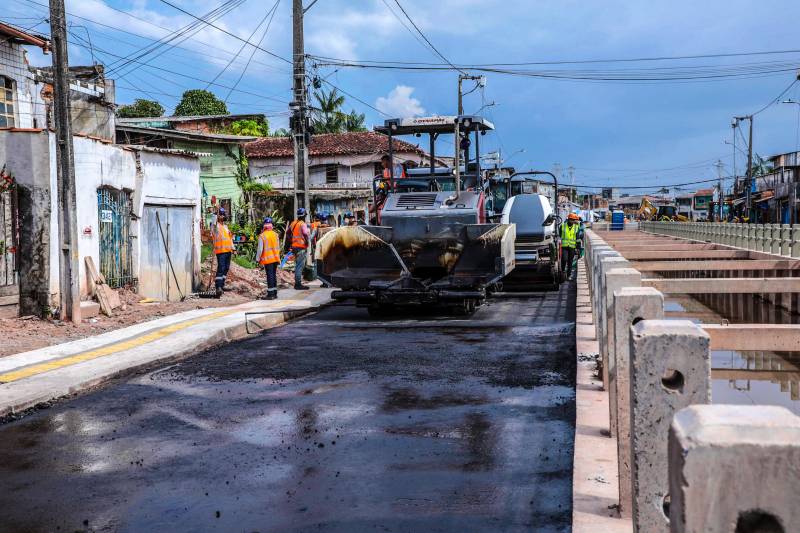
left=0, top=299, right=303, bottom=384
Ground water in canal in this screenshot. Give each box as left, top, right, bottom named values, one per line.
left=664, top=294, right=800, bottom=415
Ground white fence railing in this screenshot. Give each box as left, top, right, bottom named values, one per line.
left=640, top=221, right=800, bottom=256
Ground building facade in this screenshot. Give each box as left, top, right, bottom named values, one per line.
left=246, top=131, right=428, bottom=223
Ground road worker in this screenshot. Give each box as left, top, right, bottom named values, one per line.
left=285, top=207, right=310, bottom=290
left=381, top=154, right=405, bottom=180
left=256, top=216, right=280, bottom=300
left=560, top=212, right=581, bottom=281
left=211, top=207, right=234, bottom=297
left=311, top=213, right=322, bottom=234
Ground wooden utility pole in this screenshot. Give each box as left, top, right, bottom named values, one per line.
left=49, top=0, right=81, bottom=324
left=291, top=0, right=310, bottom=216
left=715, top=159, right=724, bottom=221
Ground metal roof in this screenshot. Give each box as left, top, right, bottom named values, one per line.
left=116, top=124, right=257, bottom=143
left=375, top=115, right=495, bottom=135
left=0, top=21, right=49, bottom=50
left=116, top=113, right=264, bottom=124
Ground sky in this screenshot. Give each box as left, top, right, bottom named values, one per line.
left=7, top=0, right=800, bottom=193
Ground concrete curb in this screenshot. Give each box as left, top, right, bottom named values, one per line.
left=0, top=290, right=333, bottom=418
left=572, top=259, right=632, bottom=533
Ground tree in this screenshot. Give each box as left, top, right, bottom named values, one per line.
left=344, top=109, right=367, bottom=132
left=311, top=87, right=346, bottom=133
left=311, top=88, right=368, bottom=133
left=174, top=89, right=228, bottom=116
left=225, top=118, right=269, bottom=137
left=116, top=99, right=164, bottom=118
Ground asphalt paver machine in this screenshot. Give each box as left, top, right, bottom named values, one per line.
left=315, top=115, right=516, bottom=315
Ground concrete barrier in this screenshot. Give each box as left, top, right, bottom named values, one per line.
left=597, top=256, right=630, bottom=389
left=629, top=320, right=710, bottom=533
left=668, top=405, right=800, bottom=533
left=612, top=287, right=663, bottom=519
left=603, top=267, right=641, bottom=436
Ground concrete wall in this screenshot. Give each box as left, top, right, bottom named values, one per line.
left=0, top=41, right=47, bottom=129
left=135, top=149, right=202, bottom=289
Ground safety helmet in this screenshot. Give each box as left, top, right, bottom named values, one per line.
left=567, top=213, right=580, bottom=221
left=297, top=207, right=307, bottom=217
left=218, top=207, right=227, bottom=216
left=263, top=216, right=273, bottom=226
left=344, top=211, right=353, bottom=217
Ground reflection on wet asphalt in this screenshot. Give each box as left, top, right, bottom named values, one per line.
left=0, top=285, right=576, bottom=532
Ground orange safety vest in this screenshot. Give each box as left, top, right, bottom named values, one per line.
left=383, top=164, right=405, bottom=179
left=289, top=220, right=308, bottom=249
left=258, top=230, right=280, bottom=265
left=213, top=223, right=234, bottom=254
left=311, top=221, right=321, bottom=233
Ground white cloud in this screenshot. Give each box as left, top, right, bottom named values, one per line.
left=307, top=30, right=357, bottom=60
left=375, top=85, right=425, bottom=117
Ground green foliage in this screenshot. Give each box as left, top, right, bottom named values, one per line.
left=117, top=98, right=165, bottom=118
left=174, top=89, right=228, bottom=116
left=242, top=181, right=274, bottom=193
left=751, top=153, right=774, bottom=177
left=233, top=254, right=259, bottom=269
left=310, top=88, right=366, bottom=133
left=201, top=243, right=213, bottom=263
left=225, top=118, right=269, bottom=137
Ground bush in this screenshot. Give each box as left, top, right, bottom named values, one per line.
left=117, top=99, right=164, bottom=118
left=174, top=89, right=228, bottom=116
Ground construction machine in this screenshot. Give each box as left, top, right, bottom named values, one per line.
left=637, top=198, right=687, bottom=221
left=315, top=115, right=516, bottom=315
left=486, top=171, right=562, bottom=289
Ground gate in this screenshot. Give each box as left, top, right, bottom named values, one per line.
left=97, top=188, right=135, bottom=288
left=0, top=185, right=18, bottom=288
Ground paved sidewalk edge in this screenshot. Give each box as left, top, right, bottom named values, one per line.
left=571, top=260, right=632, bottom=532
left=0, top=293, right=332, bottom=419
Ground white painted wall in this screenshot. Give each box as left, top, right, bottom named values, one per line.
left=47, top=135, right=201, bottom=300
left=136, top=150, right=202, bottom=287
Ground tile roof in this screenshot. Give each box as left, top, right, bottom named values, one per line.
left=245, top=131, right=425, bottom=159
left=0, top=21, right=49, bottom=50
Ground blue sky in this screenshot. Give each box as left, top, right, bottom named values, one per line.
left=8, top=0, right=800, bottom=192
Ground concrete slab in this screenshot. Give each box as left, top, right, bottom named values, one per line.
left=633, top=259, right=800, bottom=272
left=702, top=323, right=800, bottom=351
left=623, top=250, right=751, bottom=260
left=644, top=277, right=800, bottom=294
left=0, top=289, right=333, bottom=417
left=669, top=405, right=800, bottom=533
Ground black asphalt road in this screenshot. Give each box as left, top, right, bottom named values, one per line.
left=0, top=284, right=576, bottom=532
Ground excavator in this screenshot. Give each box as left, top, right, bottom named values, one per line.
left=315, top=115, right=516, bottom=315
left=637, top=198, right=688, bottom=222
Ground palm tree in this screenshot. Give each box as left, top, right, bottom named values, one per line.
left=312, top=88, right=346, bottom=133
left=311, top=88, right=367, bottom=133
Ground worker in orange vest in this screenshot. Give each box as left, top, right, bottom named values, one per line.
left=285, top=207, right=310, bottom=290
left=256, top=216, right=280, bottom=300
left=381, top=154, right=405, bottom=180
left=212, top=207, right=234, bottom=297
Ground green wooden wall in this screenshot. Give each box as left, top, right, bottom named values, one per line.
left=173, top=141, right=242, bottom=222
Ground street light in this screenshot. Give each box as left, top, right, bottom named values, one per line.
left=504, top=148, right=525, bottom=164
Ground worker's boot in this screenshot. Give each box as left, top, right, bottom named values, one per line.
left=215, top=287, right=223, bottom=298
left=267, top=290, right=277, bottom=300
left=294, top=284, right=309, bottom=290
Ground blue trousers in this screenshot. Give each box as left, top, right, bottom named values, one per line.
left=292, top=248, right=306, bottom=286
left=264, top=262, right=278, bottom=295
left=215, top=252, right=231, bottom=289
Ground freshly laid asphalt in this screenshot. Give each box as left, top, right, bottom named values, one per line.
left=0, top=283, right=576, bottom=532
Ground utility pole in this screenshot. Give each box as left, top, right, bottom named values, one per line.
left=49, top=0, right=81, bottom=324
left=714, top=159, right=724, bottom=221
left=745, top=115, right=754, bottom=222
left=291, top=0, right=310, bottom=217
left=457, top=74, right=483, bottom=115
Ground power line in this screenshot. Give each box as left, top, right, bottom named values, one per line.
left=389, top=0, right=467, bottom=75
left=751, top=77, right=799, bottom=116
left=224, top=0, right=281, bottom=102
left=156, top=0, right=291, bottom=64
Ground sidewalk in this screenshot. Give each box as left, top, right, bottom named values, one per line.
left=0, top=288, right=333, bottom=418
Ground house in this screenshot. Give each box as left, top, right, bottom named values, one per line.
left=116, top=116, right=260, bottom=223
left=675, top=193, right=694, bottom=219
left=754, top=151, right=800, bottom=223
left=1, top=21, right=203, bottom=317
left=692, top=189, right=714, bottom=219
left=245, top=131, right=429, bottom=224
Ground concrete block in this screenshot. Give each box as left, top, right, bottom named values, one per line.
left=80, top=301, right=100, bottom=319
left=603, top=267, right=642, bottom=436
left=612, top=287, right=663, bottom=518
left=597, top=256, right=629, bottom=389
left=669, top=405, right=800, bottom=533
left=629, top=320, right=710, bottom=533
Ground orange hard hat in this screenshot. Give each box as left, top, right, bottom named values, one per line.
left=568, top=213, right=580, bottom=220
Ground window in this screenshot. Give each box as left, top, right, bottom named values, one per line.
left=325, top=164, right=338, bottom=184
left=0, top=77, right=15, bottom=128
left=374, top=162, right=383, bottom=178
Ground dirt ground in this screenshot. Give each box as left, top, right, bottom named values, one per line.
left=0, top=255, right=298, bottom=358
